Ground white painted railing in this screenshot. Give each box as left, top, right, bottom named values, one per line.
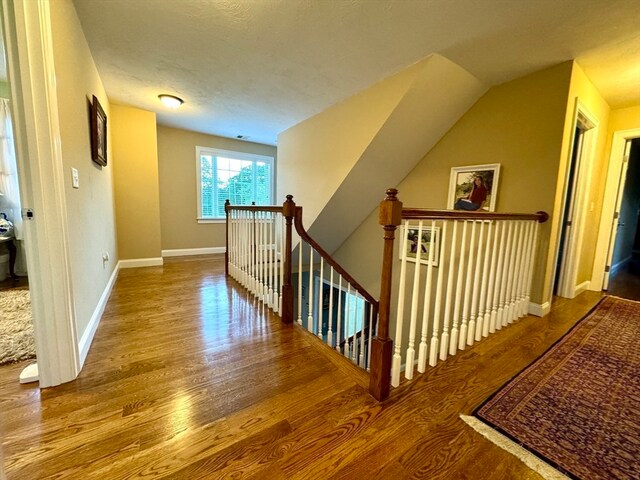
left=389, top=209, right=547, bottom=388
left=226, top=206, right=286, bottom=315
left=225, top=198, right=379, bottom=373
left=292, top=206, right=379, bottom=371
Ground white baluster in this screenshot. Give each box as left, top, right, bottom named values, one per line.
left=345, top=283, right=353, bottom=361
left=467, top=220, right=484, bottom=346
left=392, top=220, right=410, bottom=387
left=502, top=221, right=518, bottom=327
left=459, top=220, right=477, bottom=350
left=476, top=221, right=493, bottom=341
left=430, top=221, right=448, bottom=367
left=317, top=257, right=324, bottom=340
left=509, top=221, right=524, bottom=322
left=485, top=221, right=501, bottom=336
left=307, top=247, right=314, bottom=332
left=491, top=222, right=506, bottom=332
left=405, top=221, right=424, bottom=380
left=367, top=307, right=373, bottom=371
left=440, top=220, right=458, bottom=360
left=261, top=212, right=266, bottom=300
left=417, top=221, right=436, bottom=372
left=336, top=274, right=343, bottom=353
left=352, top=291, right=359, bottom=364
left=524, top=222, right=540, bottom=312
left=327, top=266, right=334, bottom=347
left=241, top=211, right=247, bottom=287
left=514, top=222, right=529, bottom=317
left=497, top=222, right=513, bottom=328
left=359, top=294, right=366, bottom=368
left=450, top=221, right=467, bottom=355
left=297, top=240, right=303, bottom=324
left=278, top=213, right=284, bottom=314
left=268, top=212, right=274, bottom=307
left=518, top=222, right=534, bottom=317
left=506, top=222, right=521, bottom=324
left=273, top=214, right=280, bottom=313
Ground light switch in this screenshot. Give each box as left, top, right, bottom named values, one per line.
left=72, top=168, right=79, bottom=189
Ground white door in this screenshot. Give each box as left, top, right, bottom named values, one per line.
left=603, top=140, right=632, bottom=289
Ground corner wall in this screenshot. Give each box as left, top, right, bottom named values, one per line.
left=111, top=105, right=162, bottom=261
left=50, top=0, right=118, bottom=339
left=156, top=125, right=277, bottom=251
left=333, top=61, right=574, bottom=307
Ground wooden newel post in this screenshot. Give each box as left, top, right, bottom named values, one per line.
left=369, top=188, right=402, bottom=401
left=281, top=195, right=296, bottom=324
left=224, top=199, right=230, bottom=276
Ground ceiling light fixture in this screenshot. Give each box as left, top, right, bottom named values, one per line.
left=158, top=94, right=184, bottom=109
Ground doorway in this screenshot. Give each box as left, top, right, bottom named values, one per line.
left=553, top=102, right=598, bottom=298
left=0, top=8, right=33, bottom=372
left=603, top=138, right=640, bottom=301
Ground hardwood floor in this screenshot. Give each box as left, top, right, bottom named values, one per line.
left=0, top=255, right=603, bottom=479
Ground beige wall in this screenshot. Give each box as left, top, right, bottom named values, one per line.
left=333, top=62, right=574, bottom=310
left=277, top=61, right=422, bottom=228
left=51, top=0, right=118, bottom=338
left=553, top=63, right=610, bottom=292
left=110, top=105, right=162, bottom=260
left=157, top=126, right=277, bottom=250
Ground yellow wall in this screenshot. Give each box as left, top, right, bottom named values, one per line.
left=157, top=126, right=277, bottom=250
left=50, top=0, right=118, bottom=337
left=111, top=105, right=162, bottom=260
left=550, top=63, right=610, bottom=295
left=333, top=62, right=574, bottom=307
left=277, top=62, right=422, bottom=227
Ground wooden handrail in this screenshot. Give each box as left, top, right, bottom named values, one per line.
left=226, top=205, right=284, bottom=213
left=293, top=206, right=379, bottom=309
left=401, top=208, right=549, bottom=223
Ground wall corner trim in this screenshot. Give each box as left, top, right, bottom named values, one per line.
left=528, top=301, right=551, bottom=317
left=119, top=257, right=164, bottom=268
left=161, top=247, right=225, bottom=257
left=78, top=263, right=120, bottom=367
left=574, top=280, right=591, bottom=297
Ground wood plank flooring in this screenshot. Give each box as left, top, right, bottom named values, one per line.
left=0, top=254, right=603, bottom=479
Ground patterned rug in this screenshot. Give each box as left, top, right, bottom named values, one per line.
left=0, top=289, right=35, bottom=365
left=468, top=296, right=640, bottom=480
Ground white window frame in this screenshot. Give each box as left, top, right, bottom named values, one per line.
left=195, top=146, right=274, bottom=223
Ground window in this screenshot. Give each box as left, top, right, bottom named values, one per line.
left=196, top=146, right=274, bottom=221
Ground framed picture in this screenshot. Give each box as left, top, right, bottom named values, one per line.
left=399, top=224, right=440, bottom=266
left=448, top=163, right=500, bottom=212
left=90, top=95, right=107, bottom=166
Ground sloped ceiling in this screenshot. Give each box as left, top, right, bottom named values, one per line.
left=73, top=0, right=640, bottom=146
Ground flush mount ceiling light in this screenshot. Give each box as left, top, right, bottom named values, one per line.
left=158, top=94, right=184, bottom=109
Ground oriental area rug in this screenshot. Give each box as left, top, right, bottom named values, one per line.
left=462, top=296, right=640, bottom=480
left=0, top=289, right=35, bottom=365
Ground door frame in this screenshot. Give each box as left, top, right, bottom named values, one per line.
left=592, top=127, right=640, bottom=290
left=2, top=0, right=79, bottom=387
left=554, top=98, right=598, bottom=298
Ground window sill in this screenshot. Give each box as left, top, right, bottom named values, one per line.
left=197, top=218, right=226, bottom=224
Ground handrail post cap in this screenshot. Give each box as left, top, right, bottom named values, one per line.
left=536, top=211, right=549, bottom=223
left=283, top=194, right=296, bottom=216
left=379, top=188, right=402, bottom=227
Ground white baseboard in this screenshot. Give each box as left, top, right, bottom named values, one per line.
left=78, top=262, right=120, bottom=367
left=161, top=247, right=225, bottom=257
left=118, top=257, right=164, bottom=268
left=528, top=301, right=551, bottom=317
left=574, top=280, right=590, bottom=296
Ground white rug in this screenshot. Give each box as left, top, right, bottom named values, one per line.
left=0, top=289, right=35, bottom=365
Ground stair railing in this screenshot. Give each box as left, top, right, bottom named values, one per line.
left=225, top=196, right=380, bottom=385
left=372, top=189, right=549, bottom=394
left=226, top=189, right=548, bottom=402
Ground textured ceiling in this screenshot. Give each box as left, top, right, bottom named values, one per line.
left=73, top=0, right=640, bottom=146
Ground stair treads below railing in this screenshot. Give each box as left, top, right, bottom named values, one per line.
left=390, top=211, right=546, bottom=387
left=293, top=206, right=379, bottom=371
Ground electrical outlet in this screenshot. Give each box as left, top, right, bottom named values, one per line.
left=71, top=168, right=79, bottom=189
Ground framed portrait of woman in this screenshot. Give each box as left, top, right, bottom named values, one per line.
left=448, top=164, right=500, bottom=212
